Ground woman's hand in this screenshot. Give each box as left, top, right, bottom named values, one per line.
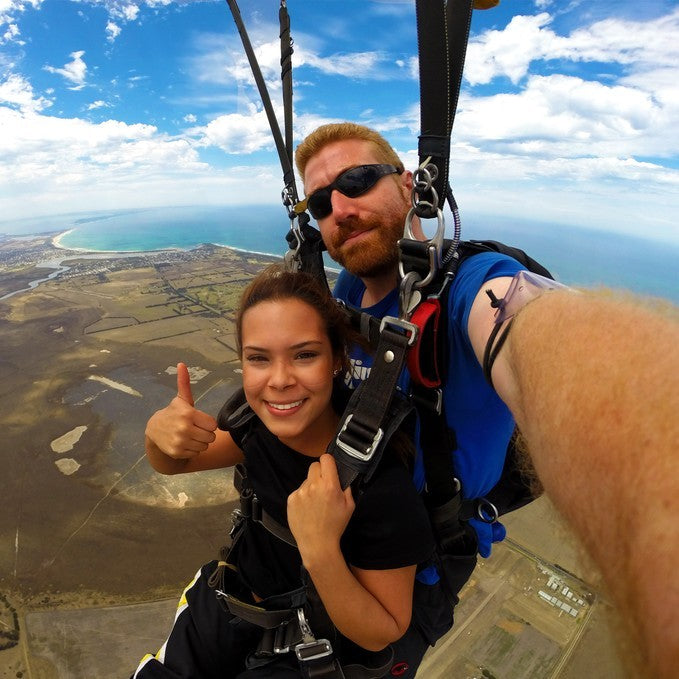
left=287, top=454, right=355, bottom=564
left=288, top=454, right=415, bottom=651
left=145, top=363, right=218, bottom=472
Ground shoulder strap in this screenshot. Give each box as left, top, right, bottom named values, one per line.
left=458, top=239, right=555, bottom=279
left=217, top=386, right=255, bottom=433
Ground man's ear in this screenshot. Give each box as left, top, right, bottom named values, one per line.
left=401, top=169, right=413, bottom=193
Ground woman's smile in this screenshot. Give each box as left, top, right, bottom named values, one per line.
left=241, top=298, right=340, bottom=456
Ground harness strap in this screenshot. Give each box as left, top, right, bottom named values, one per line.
left=329, top=328, right=410, bottom=490
left=223, top=591, right=392, bottom=679
left=234, top=463, right=298, bottom=547
left=224, top=593, right=297, bottom=629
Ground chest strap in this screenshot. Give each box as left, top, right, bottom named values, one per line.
left=234, top=463, right=297, bottom=548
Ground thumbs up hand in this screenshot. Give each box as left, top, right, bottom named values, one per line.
left=145, top=362, right=218, bottom=461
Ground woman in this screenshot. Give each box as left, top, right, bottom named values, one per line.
left=132, top=264, right=434, bottom=678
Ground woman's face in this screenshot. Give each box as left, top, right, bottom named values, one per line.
left=240, top=297, right=341, bottom=456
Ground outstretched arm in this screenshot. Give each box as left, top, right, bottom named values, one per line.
left=470, top=284, right=679, bottom=677
left=287, top=454, right=415, bottom=651
left=145, top=362, right=244, bottom=474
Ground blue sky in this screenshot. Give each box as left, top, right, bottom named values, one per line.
left=1, top=0, right=678, bottom=244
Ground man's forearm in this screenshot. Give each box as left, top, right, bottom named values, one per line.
left=498, top=290, right=679, bottom=677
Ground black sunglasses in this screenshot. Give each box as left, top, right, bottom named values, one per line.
left=295, top=164, right=401, bottom=220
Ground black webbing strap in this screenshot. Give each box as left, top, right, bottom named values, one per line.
left=285, top=216, right=329, bottom=288
left=329, top=328, right=410, bottom=490
left=225, top=0, right=329, bottom=287
left=234, top=464, right=298, bottom=548
left=279, top=0, right=294, bottom=165
left=225, top=0, right=298, bottom=200
left=414, top=0, right=475, bottom=217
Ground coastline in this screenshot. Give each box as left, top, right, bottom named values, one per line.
left=50, top=228, right=284, bottom=261
left=51, top=228, right=184, bottom=256
left=51, top=228, right=75, bottom=250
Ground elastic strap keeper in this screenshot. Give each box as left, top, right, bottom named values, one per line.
left=482, top=318, right=514, bottom=389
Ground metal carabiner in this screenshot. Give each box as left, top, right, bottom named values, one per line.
left=397, top=270, right=422, bottom=320
left=399, top=207, right=446, bottom=289
left=284, top=220, right=304, bottom=272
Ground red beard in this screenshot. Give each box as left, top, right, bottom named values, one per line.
left=327, top=212, right=406, bottom=278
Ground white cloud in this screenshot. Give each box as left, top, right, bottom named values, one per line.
left=183, top=113, right=197, bottom=123
left=465, top=8, right=679, bottom=86
left=0, top=73, right=51, bottom=112
left=44, top=50, right=87, bottom=90
left=0, top=104, right=225, bottom=220
left=121, top=3, right=138, bottom=21
left=298, top=48, right=387, bottom=79
left=189, top=31, right=406, bottom=103
left=2, top=21, right=19, bottom=43
left=456, top=74, right=673, bottom=156
left=106, top=20, right=121, bottom=43
left=200, top=103, right=277, bottom=154
left=0, top=0, right=43, bottom=44
left=87, top=99, right=108, bottom=110
left=190, top=34, right=285, bottom=91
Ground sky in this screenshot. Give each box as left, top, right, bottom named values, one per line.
left=1, top=0, right=679, bottom=245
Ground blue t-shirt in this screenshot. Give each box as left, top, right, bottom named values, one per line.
left=333, top=252, right=523, bottom=557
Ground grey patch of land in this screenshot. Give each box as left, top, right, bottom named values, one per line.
left=0, top=234, right=626, bottom=678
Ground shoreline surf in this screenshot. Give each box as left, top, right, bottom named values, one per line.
left=52, top=229, right=285, bottom=262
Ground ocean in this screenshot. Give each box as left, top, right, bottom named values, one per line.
left=5, top=204, right=678, bottom=304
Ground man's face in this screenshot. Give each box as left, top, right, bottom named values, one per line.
left=302, top=139, right=411, bottom=279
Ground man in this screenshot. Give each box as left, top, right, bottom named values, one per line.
left=295, top=122, right=678, bottom=678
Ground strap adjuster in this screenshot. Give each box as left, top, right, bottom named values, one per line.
left=295, top=639, right=333, bottom=663
left=273, top=620, right=292, bottom=654
left=379, top=316, right=418, bottom=346
left=336, top=414, right=384, bottom=462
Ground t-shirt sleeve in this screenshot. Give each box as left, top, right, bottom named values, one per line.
left=341, top=457, right=435, bottom=570
left=448, top=252, right=524, bottom=341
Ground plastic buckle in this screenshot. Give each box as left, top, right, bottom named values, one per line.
left=336, top=414, right=384, bottom=462
left=295, top=639, right=333, bottom=663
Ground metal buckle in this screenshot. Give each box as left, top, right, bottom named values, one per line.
left=229, top=508, right=243, bottom=538
left=399, top=207, right=445, bottom=289
left=475, top=498, right=499, bottom=523
left=379, top=315, right=419, bottom=346
left=336, top=414, right=383, bottom=462
left=284, top=220, right=304, bottom=272
left=295, top=639, right=333, bottom=663
left=273, top=621, right=291, bottom=654
left=251, top=495, right=262, bottom=523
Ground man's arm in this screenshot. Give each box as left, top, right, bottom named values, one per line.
left=470, top=283, right=679, bottom=677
